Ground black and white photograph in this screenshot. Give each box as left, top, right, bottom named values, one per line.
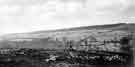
left=0, top=0, right=134, bottom=67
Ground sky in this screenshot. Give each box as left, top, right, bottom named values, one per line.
left=0, top=0, right=135, bottom=35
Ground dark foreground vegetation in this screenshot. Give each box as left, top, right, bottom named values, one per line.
left=0, top=48, right=131, bottom=67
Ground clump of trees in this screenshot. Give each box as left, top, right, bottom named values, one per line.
left=120, top=36, right=131, bottom=52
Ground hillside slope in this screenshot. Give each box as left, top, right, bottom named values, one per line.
left=0, top=23, right=134, bottom=51
left=1, top=23, right=134, bottom=39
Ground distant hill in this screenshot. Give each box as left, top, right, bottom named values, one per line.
left=1, top=23, right=134, bottom=39
left=30, top=23, right=128, bottom=33
left=0, top=23, right=134, bottom=50
left=23, top=23, right=134, bottom=34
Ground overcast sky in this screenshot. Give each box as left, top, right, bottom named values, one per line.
left=0, top=0, right=135, bottom=35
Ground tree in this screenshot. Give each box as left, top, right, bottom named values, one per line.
left=120, top=36, right=131, bottom=52
left=120, top=37, right=130, bottom=45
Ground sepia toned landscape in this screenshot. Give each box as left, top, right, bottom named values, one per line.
left=0, top=23, right=134, bottom=67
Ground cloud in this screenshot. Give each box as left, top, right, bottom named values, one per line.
left=96, top=0, right=135, bottom=17
left=0, top=0, right=48, bottom=6
left=96, top=0, right=127, bottom=15
left=95, top=0, right=135, bottom=25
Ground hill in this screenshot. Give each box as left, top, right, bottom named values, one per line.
left=0, top=23, right=134, bottom=51
left=0, top=23, right=134, bottom=39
